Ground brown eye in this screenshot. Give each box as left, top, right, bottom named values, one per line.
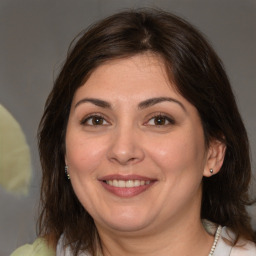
left=91, top=116, right=104, bottom=125
left=147, top=115, right=175, bottom=126
left=81, top=115, right=108, bottom=126
left=154, top=116, right=167, bottom=125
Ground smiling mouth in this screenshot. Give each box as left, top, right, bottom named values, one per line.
left=100, top=175, right=156, bottom=197
left=104, top=180, right=151, bottom=188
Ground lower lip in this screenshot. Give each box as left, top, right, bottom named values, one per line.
left=100, top=181, right=155, bottom=198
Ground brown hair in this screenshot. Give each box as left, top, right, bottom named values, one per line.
left=38, top=9, right=255, bottom=255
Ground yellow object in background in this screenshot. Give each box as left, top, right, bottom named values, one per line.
left=10, top=238, right=55, bottom=256
left=0, top=104, right=31, bottom=195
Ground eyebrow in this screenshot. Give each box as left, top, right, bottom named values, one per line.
left=74, top=97, right=186, bottom=112
left=75, top=98, right=111, bottom=109
left=138, top=97, right=186, bottom=112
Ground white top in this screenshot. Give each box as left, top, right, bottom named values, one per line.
left=217, top=227, right=256, bottom=255
left=56, top=221, right=256, bottom=256
left=203, top=220, right=256, bottom=256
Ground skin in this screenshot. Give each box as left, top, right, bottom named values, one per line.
left=65, top=53, right=226, bottom=256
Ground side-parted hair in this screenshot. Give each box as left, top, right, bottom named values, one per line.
left=38, top=9, right=255, bottom=255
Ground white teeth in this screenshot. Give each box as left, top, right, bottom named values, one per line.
left=119, top=180, right=126, bottom=188
left=125, top=180, right=133, bottom=188
left=134, top=180, right=140, bottom=187
left=105, top=179, right=151, bottom=188
left=113, top=180, right=118, bottom=187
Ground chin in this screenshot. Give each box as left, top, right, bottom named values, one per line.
left=105, top=220, right=150, bottom=233
left=96, top=210, right=154, bottom=233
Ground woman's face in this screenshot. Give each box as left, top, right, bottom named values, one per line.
left=65, top=54, right=213, bottom=235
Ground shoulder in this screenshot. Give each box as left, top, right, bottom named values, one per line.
left=56, top=234, right=92, bottom=256
left=222, top=226, right=256, bottom=256
left=203, top=220, right=256, bottom=256
left=217, top=226, right=256, bottom=256
left=231, top=239, right=256, bottom=256
left=11, top=238, right=55, bottom=256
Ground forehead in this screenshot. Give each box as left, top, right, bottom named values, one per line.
left=72, top=54, right=179, bottom=102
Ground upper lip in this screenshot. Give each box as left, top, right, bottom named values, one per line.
left=98, top=174, right=156, bottom=181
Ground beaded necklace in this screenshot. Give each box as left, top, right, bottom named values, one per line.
left=208, top=225, right=222, bottom=256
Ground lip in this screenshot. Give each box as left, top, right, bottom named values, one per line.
left=98, top=174, right=157, bottom=198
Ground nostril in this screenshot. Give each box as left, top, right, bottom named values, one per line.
left=107, top=136, right=145, bottom=165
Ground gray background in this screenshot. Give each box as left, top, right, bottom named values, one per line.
left=0, top=0, right=255, bottom=255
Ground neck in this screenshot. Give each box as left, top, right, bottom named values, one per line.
left=97, top=217, right=214, bottom=256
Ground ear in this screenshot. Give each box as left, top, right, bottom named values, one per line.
left=203, top=139, right=226, bottom=177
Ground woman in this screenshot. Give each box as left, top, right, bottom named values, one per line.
left=12, top=9, right=256, bottom=256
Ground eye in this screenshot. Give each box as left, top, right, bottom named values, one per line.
left=81, top=115, right=109, bottom=126
left=146, top=114, right=175, bottom=126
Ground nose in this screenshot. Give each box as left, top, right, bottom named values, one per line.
left=107, top=125, right=145, bottom=165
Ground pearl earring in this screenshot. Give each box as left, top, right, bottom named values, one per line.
left=65, top=165, right=70, bottom=180
left=210, top=168, right=213, bottom=174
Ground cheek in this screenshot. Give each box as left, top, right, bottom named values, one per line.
left=65, top=133, right=107, bottom=177
left=148, top=129, right=206, bottom=176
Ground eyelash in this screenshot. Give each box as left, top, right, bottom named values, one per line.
left=145, top=113, right=175, bottom=126
left=80, top=113, right=175, bottom=127
left=80, top=113, right=109, bottom=126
